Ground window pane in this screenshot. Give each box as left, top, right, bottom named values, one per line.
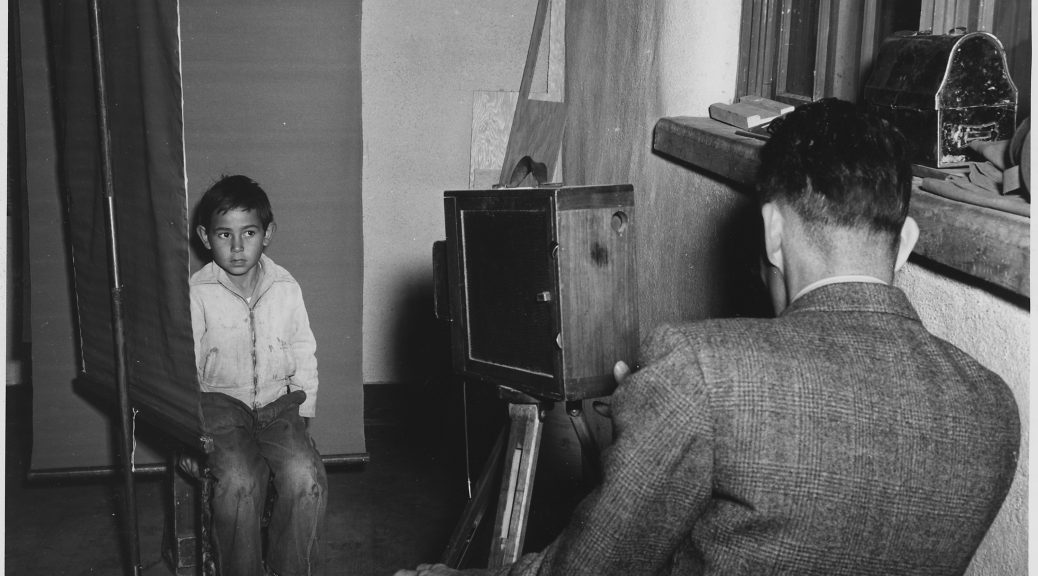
left=876, top=0, right=921, bottom=39
left=786, top=0, right=820, bottom=97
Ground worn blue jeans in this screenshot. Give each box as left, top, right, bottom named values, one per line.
left=201, top=391, right=327, bottom=576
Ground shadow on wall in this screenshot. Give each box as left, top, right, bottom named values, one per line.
left=382, top=276, right=474, bottom=450
left=387, top=276, right=454, bottom=386
left=381, top=277, right=606, bottom=563
left=716, top=199, right=774, bottom=319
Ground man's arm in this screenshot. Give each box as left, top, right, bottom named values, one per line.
left=505, top=325, right=714, bottom=576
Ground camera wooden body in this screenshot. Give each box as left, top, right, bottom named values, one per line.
left=442, top=185, right=638, bottom=401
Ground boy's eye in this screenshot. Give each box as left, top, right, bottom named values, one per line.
left=244, top=230, right=256, bottom=237
left=217, top=232, right=230, bottom=239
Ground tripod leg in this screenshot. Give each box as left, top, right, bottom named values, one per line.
left=489, top=403, right=544, bottom=568
left=441, top=427, right=507, bottom=567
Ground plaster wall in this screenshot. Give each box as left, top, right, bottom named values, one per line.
left=895, top=265, right=1029, bottom=576
left=360, top=1, right=537, bottom=384
left=658, top=0, right=743, bottom=117
left=357, top=0, right=743, bottom=384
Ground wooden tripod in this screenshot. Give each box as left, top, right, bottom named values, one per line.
left=441, top=389, right=601, bottom=569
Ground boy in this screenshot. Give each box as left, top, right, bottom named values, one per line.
left=191, top=174, right=327, bottom=576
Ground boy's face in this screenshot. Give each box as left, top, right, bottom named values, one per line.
left=197, top=208, right=274, bottom=280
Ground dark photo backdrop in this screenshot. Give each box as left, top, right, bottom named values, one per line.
left=180, top=0, right=366, bottom=461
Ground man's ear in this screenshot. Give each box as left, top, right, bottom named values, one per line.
left=196, top=225, right=211, bottom=250
left=894, top=216, right=919, bottom=271
left=761, top=202, right=785, bottom=273
left=263, top=222, right=277, bottom=247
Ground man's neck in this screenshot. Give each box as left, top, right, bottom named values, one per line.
left=785, top=263, right=893, bottom=301
left=782, top=231, right=896, bottom=302
left=791, top=274, right=888, bottom=302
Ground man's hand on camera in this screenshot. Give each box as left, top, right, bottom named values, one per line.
left=594, top=360, right=634, bottom=420
left=614, top=360, right=632, bottom=386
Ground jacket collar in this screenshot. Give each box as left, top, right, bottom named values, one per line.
left=194, top=254, right=282, bottom=302
left=782, top=282, right=920, bottom=322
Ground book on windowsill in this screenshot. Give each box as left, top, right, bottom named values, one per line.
left=709, top=101, right=779, bottom=129
left=709, top=96, right=795, bottom=131
left=738, top=95, right=795, bottom=115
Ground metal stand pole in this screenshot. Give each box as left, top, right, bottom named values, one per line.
left=87, top=1, right=142, bottom=574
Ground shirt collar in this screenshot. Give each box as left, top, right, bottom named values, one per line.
left=792, top=274, right=888, bottom=303
left=215, top=254, right=273, bottom=301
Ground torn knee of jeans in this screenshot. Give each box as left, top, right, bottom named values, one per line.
left=221, top=475, right=264, bottom=499
left=237, top=483, right=261, bottom=500
left=290, top=480, right=323, bottom=501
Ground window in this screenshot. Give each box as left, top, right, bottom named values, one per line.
left=775, top=0, right=823, bottom=103
left=738, top=0, right=1030, bottom=110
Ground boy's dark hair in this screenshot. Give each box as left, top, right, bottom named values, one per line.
left=756, top=98, right=911, bottom=246
left=195, top=174, right=275, bottom=230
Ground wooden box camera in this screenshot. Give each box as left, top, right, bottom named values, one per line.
left=441, top=185, right=638, bottom=401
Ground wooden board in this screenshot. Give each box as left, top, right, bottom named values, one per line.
left=652, top=115, right=1030, bottom=298
left=653, top=116, right=765, bottom=184
left=565, top=1, right=771, bottom=342
left=527, top=0, right=566, bottom=103
left=470, top=90, right=519, bottom=189
left=499, top=0, right=567, bottom=186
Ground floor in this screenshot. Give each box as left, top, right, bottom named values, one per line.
left=5, top=376, right=596, bottom=576
left=4, top=383, right=476, bottom=576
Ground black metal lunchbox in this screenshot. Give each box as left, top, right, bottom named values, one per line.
left=864, top=31, right=1017, bottom=168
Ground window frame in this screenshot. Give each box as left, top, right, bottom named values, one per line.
left=736, top=0, right=1007, bottom=104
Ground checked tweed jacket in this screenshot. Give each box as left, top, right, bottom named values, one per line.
left=492, top=282, right=1019, bottom=576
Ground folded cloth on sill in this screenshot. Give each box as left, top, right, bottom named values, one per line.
left=920, top=165, right=1030, bottom=217
left=968, top=117, right=1031, bottom=198
left=969, top=139, right=1011, bottom=170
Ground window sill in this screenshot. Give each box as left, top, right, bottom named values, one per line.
left=652, top=116, right=1030, bottom=298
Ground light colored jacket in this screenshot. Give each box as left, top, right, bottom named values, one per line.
left=190, top=254, right=319, bottom=417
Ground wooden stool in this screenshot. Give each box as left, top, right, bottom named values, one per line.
left=163, top=450, right=216, bottom=576
left=163, top=451, right=278, bottom=576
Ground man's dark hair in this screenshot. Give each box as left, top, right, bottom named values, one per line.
left=756, top=98, right=912, bottom=245
left=195, top=174, right=275, bottom=230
